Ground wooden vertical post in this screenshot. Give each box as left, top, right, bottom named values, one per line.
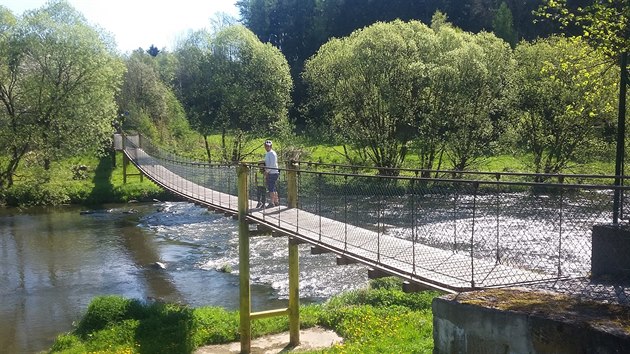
left=122, top=134, right=128, bottom=184
left=286, top=161, right=300, bottom=346
left=138, top=134, right=144, bottom=182
left=238, top=164, right=251, bottom=353
left=287, top=160, right=298, bottom=209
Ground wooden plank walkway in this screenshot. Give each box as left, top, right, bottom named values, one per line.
left=124, top=147, right=555, bottom=293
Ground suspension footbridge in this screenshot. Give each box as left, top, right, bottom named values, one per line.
left=116, top=133, right=623, bottom=351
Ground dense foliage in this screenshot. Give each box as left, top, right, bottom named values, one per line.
left=0, top=1, right=124, bottom=188
left=117, top=49, right=195, bottom=151
left=174, top=25, right=293, bottom=163
left=514, top=36, right=618, bottom=175
left=237, top=0, right=558, bottom=125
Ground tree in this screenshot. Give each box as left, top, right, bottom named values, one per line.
left=0, top=1, right=124, bottom=187
left=406, top=17, right=516, bottom=174
left=493, top=2, right=516, bottom=47
left=0, top=6, right=28, bottom=188
left=117, top=49, right=192, bottom=147
left=438, top=29, right=516, bottom=172
left=146, top=45, right=160, bottom=57
left=303, top=20, right=436, bottom=174
left=175, top=25, right=292, bottom=162
left=514, top=36, right=618, bottom=177
left=538, top=0, right=629, bottom=221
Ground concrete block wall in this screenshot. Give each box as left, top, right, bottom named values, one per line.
left=432, top=289, right=630, bottom=354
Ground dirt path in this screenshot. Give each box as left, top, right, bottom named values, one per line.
left=194, top=326, right=342, bottom=354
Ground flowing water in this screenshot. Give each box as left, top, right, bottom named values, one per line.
left=0, top=202, right=368, bottom=353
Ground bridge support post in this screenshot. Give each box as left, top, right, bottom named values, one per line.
left=122, top=134, right=128, bottom=184
left=237, top=164, right=252, bottom=353
left=287, top=160, right=298, bottom=209
left=288, top=237, right=300, bottom=346
left=287, top=160, right=300, bottom=346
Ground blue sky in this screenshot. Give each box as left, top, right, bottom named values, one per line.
left=1, top=0, right=239, bottom=53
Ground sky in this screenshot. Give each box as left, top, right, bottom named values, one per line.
left=1, top=0, right=240, bottom=53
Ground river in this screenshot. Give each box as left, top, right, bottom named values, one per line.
left=0, top=202, right=368, bottom=353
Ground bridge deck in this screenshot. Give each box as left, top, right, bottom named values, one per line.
left=126, top=147, right=553, bottom=293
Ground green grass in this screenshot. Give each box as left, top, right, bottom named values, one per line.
left=48, top=278, right=441, bottom=354
left=1, top=153, right=166, bottom=207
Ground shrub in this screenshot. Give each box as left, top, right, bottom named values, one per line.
left=75, top=296, right=139, bottom=337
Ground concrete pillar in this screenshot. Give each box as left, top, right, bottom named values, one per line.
left=592, top=224, right=630, bottom=279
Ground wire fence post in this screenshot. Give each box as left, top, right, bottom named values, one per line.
left=318, top=173, right=322, bottom=242
left=495, top=173, right=501, bottom=264
left=470, top=182, right=479, bottom=288
left=344, top=175, right=348, bottom=250
left=288, top=236, right=300, bottom=346
left=138, top=134, right=144, bottom=182
left=453, top=191, right=458, bottom=253
left=557, top=176, right=565, bottom=277
left=263, top=160, right=302, bottom=345
left=411, top=178, right=417, bottom=274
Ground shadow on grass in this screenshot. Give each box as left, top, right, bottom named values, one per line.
left=74, top=296, right=196, bottom=354
left=86, top=156, right=117, bottom=204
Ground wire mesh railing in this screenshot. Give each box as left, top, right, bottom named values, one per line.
left=119, top=133, right=630, bottom=295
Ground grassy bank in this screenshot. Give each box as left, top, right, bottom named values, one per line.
left=49, top=278, right=440, bottom=354
left=1, top=153, right=167, bottom=207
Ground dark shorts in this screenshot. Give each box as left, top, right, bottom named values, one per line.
left=266, top=173, right=279, bottom=192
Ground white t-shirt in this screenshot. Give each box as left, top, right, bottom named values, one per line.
left=265, top=150, right=279, bottom=174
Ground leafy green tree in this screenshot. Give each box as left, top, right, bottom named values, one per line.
left=437, top=29, right=516, bottom=172
left=409, top=17, right=516, bottom=174
left=493, top=2, right=516, bottom=47
left=514, top=36, right=618, bottom=176
left=303, top=20, right=436, bottom=174
left=0, top=6, right=27, bottom=188
left=117, top=49, right=193, bottom=148
left=0, top=1, right=124, bottom=186
left=175, top=25, right=292, bottom=162
left=538, top=0, right=629, bottom=221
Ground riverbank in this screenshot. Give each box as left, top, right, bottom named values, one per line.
left=47, top=279, right=439, bottom=353
left=1, top=154, right=168, bottom=207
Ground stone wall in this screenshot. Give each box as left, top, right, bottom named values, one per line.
left=432, top=288, right=630, bottom=354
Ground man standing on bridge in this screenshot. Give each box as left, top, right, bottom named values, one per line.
left=264, top=140, right=280, bottom=208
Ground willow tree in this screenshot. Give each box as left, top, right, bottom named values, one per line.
left=0, top=1, right=124, bottom=187
left=514, top=36, right=618, bottom=176
left=303, top=18, right=514, bottom=174
left=175, top=25, right=292, bottom=163
left=430, top=26, right=516, bottom=172
left=303, top=20, right=436, bottom=174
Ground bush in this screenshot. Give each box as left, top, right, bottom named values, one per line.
left=369, top=276, right=403, bottom=290
left=51, top=287, right=439, bottom=353
left=54, top=296, right=196, bottom=354
left=75, top=296, right=140, bottom=337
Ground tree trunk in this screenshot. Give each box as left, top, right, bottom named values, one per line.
left=204, top=135, right=212, bottom=163
left=221, top=129, right=229, bottom=162
left=0, top=145, right=28, bottom=188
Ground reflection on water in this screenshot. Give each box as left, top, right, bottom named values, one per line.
left=0, top=202, right=368, bottom=354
